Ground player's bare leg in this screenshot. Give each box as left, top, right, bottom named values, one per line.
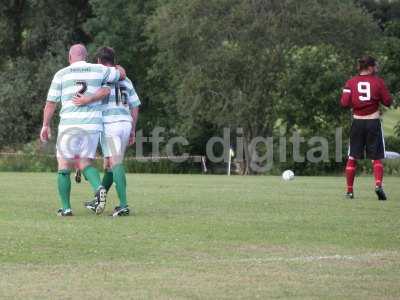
left=102, top=158, right=114, bottom=192
left=74, top=155, right=81, bottom=183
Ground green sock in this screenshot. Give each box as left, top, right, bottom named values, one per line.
left=112, top=164, right=127, bottom=207
left=57, top=170, right=71, bottom=210
left=82, top=165, right=102, bottom=192
left=102, top=170, right=114, bottom=192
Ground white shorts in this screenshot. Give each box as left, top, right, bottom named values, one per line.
left=56, top=129, right=100, bottom=160
left=100, top=122, right=132, bottom=158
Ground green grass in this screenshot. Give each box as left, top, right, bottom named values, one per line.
left=0, top=173, right=400, bottom=299
left=382, top=108, right=400, bottom=137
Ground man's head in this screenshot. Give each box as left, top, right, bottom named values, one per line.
left=96, top=47, right=115, bottom=66
left=358, top=55, right=378, bottom=75
left=69, top=44, right=88, bottom=64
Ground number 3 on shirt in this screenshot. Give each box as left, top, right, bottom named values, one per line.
left=358, top=82, right=371, bottom=101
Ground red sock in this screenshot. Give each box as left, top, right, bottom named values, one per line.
left=345, top=159, right=356, bottom=193
left=373, top=160, right=383, bottom=187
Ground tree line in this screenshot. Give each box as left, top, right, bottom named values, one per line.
left=0, top=0, right=399, bottom=173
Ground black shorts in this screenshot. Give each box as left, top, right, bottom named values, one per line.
left=349, top=119, right=385, bottom=160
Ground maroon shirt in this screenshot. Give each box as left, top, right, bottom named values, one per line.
left=340, top=74, right=392, bottom=116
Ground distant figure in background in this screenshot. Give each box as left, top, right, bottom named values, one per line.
left=40, top=44, right=125, bottom=216
left=340, top=55, right=392, bottom=200
left=73, top=47, right=140, bottom=217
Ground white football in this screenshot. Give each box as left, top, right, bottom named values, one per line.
left=282, top=170, right=295, bottom=181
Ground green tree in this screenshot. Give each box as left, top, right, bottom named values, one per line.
left=359, top=0, right=400, bottom=135
left=85, top=0, right=169, bottom=150
left=357, top=0, right=400, bottom=27
left=273, top=45, right=353, bottom=174
left=0, top=0, right=92, bottom=149
left=147, top=0, right=380, bottom=173
left=275, top=45, right=352, bottom=135
left=0, top=1, right=26, bottom=61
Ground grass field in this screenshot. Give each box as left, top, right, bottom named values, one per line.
left=0, top=173, right=400, bottom=299
left=382, top=108, right=400, bottom=137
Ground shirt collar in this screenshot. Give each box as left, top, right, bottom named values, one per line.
left=70, top=60, right=87, bottom=66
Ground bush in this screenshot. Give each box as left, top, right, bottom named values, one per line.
left=0, top=140, right=203, bottom=173
left=386, top=135, right=400, bottom=152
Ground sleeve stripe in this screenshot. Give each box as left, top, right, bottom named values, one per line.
left=343, top=89, right=351, bottom=93
left=47, top=74, right=62, bottom=102
left=104, top=67, right=119, bottom=84
left=103, top=68, right=111, bottom=83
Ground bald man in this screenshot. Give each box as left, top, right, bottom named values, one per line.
left=40, top=44, right=126, bottom=216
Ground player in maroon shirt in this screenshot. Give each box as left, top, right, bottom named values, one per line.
left=340, top=55, right=392, bottom=200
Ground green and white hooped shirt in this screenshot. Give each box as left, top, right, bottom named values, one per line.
left=47, top=61, right=121, bottom=133
left=102, top=77, right=141, bottom=124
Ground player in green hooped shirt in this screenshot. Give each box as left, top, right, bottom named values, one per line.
left=73, top=47, right=140, bottom=217
left=40, top=44, right=126, bottom=217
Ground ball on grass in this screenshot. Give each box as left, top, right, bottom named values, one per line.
left=282, top=170, right=295, bottom=181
